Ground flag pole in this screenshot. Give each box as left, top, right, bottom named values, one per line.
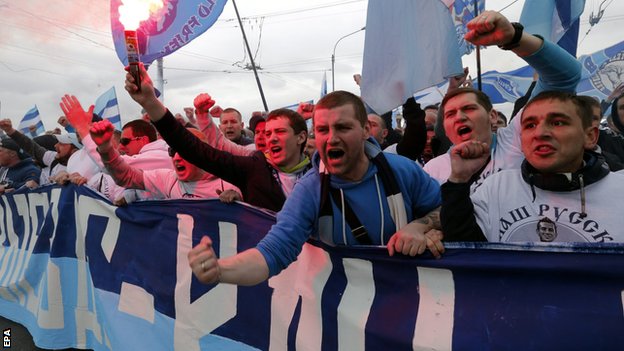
left=232, top=0, right=269, bottom=112
left=474, top=0, right=482, bottom=91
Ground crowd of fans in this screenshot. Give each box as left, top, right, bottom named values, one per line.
left=1, top=11, right=624, bottom=286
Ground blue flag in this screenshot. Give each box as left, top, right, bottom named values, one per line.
left=110, top=0, right=228, bottom=66
left=95, top=87, right=122, bottom=130
left=361, top=0, right=463, bottom=115
left=474, top=66, right=535, bottom=104
left=520, top=0, right=586, bottom=56
left=449, top=0, right=486, bottom=55
left=576, top=39, right=624, bottom=103
left=474, top=40, right=624, bottom=105
left=18, top=105, right=45, bottom=137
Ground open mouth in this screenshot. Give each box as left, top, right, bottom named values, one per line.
left=271, top=146, right=282, bottom=154
left=457, top=126, right=472, bottom=136
left=175, top=164, right=186, bottom=172
left=327, top=149, right=345, bottom=159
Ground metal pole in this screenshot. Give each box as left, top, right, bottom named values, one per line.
left=232, top=0, right=269, bottom=112
left=156, top=58, right=164, bottom=103
left=474, top=0, right=482, bottom=91
left=331, top=27, right=365, bottom=92
left=331, top=53, right=335, bottom=92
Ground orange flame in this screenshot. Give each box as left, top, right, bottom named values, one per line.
left=118, top=0, right=164, bottom=30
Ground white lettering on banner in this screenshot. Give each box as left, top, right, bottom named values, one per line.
left=11, top=193, right=50, bottom=305
left=75, top=194, right=118, bottom=346
left=174, top=216, right=238, bottom=351
left=0, top=196, right=20, bottom=288
left=76, top=194, right=121, bottom=263
left=337, top=258, right=375, bottom=351
left=118, top=282, right=155, bottom=323
left=47, top=188, right=62, bottom=243
left=10, top=195, right=30, bottom=294
left=266, top=243, right=331, bottom=351
left=413, top=267, right=455, bottom=351
left=621, top=290, right=624, bottom=317
left=20, top=260, right=65, bottom=329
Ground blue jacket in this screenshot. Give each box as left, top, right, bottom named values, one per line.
left=1, top=158, right=41, bottom=190
left=256, top=139, right=441, bottom=276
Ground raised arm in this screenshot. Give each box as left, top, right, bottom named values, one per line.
left=194, top=93, right=255, bottom=157
left=439, top=140, right=490, bottom=241
left=124, top=63, right=257, bottom=189
left=395, top=97, right=426, bottom=161
left=465, top=11, right=581, bottom=95
left=90, top=120, right=146, bottom=190
left=0, top=119, right=49, bottom=165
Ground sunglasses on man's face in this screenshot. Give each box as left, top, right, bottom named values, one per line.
left=119, top=136, right=143, bottom=146
left=168, top=147, right=177, bottom=157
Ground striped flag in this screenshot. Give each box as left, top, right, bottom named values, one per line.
left=520, top=0, right=586, bottom=56
left=95, top=87, right=122, bottom=130
left=18, top=105, right=45, bottom=137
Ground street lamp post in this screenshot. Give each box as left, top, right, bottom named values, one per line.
left=331, top=26, right=365, bottom=92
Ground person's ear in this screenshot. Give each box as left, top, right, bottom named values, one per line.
left=583, top=125, right=599, bottom=150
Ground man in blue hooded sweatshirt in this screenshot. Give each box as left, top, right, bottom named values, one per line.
left=186, top=91, right=443, bottom=286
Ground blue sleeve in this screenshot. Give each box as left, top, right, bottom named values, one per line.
left=256, top=172, right=320, bottom=277
left=410, top=163, right=442, bottom=218
left=523, top=37, right=582, bottom=97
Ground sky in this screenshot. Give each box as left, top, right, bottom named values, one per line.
left=1, top=0, right=623, bottom=130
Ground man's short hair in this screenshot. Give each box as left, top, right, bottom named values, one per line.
left=441, top=87, right=493, bottom=114
left=424, top=104, right=440, bottom=111
left=267, top=108, right=308, bottom=153
left=122, top=119, right=158, bottom=142
left=222, top=108, right=242, bottom=121
left=496, top=111, right=508, bottom=125
left=523, top=91, right=594, bottom=129
left=315, top=90, right=368, bottom=127
left=368, top=114, right=387, bottom=129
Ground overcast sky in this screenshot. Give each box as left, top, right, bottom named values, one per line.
left=1, top=0, right=623, bottom=130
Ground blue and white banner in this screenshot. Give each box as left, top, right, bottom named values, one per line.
left=17, top=106, right=45, bottom=137
left=476, top=65, right=535, bottom=104
left=520, top=0, right=586, bottom=56
left=1, top=185, right=624, bottom=350
left=477, top=40, right=624, bottom=105
left=576, top=39, right=624, bottom=103
left=111, top=0, right=228, bottom=66
left=95, top=87, right=122, bottom=130
left=447, top=0, right=486, bottom=55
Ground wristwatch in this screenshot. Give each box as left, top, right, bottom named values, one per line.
left=498, top=22, right=524, bottom=50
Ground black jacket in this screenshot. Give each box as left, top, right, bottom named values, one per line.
left=153, top=110, right=307, bottom=212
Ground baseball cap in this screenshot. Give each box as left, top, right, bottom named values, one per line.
left=56, top=133, right=82, bottom=149
left=0, top=138, right=28, bottom=159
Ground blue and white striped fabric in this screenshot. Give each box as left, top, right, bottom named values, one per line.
left=95, top=87, right=122, bottom=130
left=17, top=105, right=45, bottom=137
left=361, top=0, right=463, bottom=115
left=520, top=0, right=586, bottom=56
